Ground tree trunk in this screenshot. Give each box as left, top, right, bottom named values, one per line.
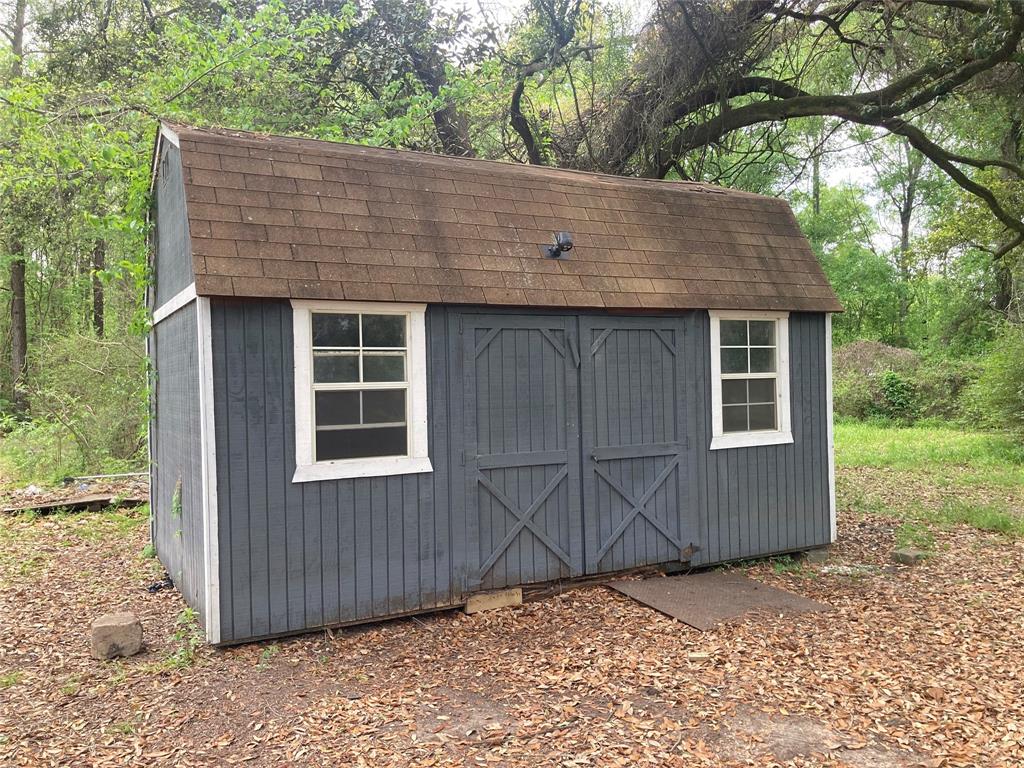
left=92, top=240, right=105, bottom=338
left=10, top=249, right=28, bottom=415
left=811, top=152, right=821, bottom=216
left=994, top=117, right=1022, bottom=319
left=10, top=0, right=25, bottom=78
left=892, top=143, right=923, bottom=345
left=7, top=0, right=28, bottom=414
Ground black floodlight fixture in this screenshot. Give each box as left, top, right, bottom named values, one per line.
left=543, top=231, right=574, bottom=259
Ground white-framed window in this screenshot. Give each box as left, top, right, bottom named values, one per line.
left=709, top=310, right=792, bottom=450
left=292, top=300, right=432, bottom=482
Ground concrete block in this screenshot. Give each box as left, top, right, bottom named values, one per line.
left=891, top=548, right=928, bottom=566
left=464, top=588, right=522, bottom=615
left=91, top=612, right=143, bottom=660
left=803, top=548, right=830, bottom=564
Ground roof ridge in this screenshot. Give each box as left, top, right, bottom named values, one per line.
left=161, top=120, right=773, bottom=201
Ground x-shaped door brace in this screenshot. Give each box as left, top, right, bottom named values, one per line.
left=475, top=466, right=573, bottom=576
left=474, top=327, right=566, bottom=358
left=592, top=457, right=683, bottom=562
left=590, top=327, right=676, bottom=356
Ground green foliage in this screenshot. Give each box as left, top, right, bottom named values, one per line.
left=0, top=334, right=145, bottom=484
left=257, top=644, right=281, bottom=670
left=769, top=555, right=807, bottom=576
left=0, top=0, right=1022, bottom=486
left=160, top=607, right=204, bottom=671
left=832, top=341, right=977, bottom=425
left=964, top=322, right=1024, bottom=437
left=877, top=371, right=919, bottom=424
left=171, top=480, right=182, bottom=519
left=140, top=542, right=156, bottom=560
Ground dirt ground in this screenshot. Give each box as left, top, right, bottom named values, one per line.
left=1, top=469, right=1023, bottom=767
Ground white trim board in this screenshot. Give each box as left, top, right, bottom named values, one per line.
left=291, top=299, right=433, bottom=482
left=196, top=297, right=221, bottom=644
left=825, top=313, right=837, bottom=542
left=708, top=310, right=793, bottom=451
left=148, top=123, right=180, bottom=198
left=152, top=282, right=197, bottom=325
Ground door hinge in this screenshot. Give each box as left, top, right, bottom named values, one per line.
left=458, top=315, right=464, bottom=335
left=459, top=450, right=466, bottom=466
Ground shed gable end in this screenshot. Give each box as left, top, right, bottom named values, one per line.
left=153, top=139, right=195, bottom=308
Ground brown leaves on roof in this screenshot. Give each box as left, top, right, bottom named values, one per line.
left=165, top=125, right=843, bottom=313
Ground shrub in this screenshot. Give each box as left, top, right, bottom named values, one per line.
left=877, top=370, right=919, bottom=424
left=965, top=322, right=1024, bottom=436
left=832, top=340, right=978, bottom=425
left=914, top=356, right=981, bottom=421
left=0, top=334, right=146, bottom=484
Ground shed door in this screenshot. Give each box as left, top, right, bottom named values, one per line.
left=461, top=314, right=584, bottom=590
left=579, top=317, right=690, bottom=574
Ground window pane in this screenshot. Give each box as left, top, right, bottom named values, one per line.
left=362, top=315, right=405, bottom=347
left=750, top=347, right=776, bottom=373
left=748, top=378, right=775, bottom=404
left=313, top=313, right=358, bottom=347
left=722, top=379, right=747, bottom=405
left=749, top=404, right=777, bottom=431
left=363, top=353, right=405, bottom=382
left=722, top=405, right=748, bottom=433
left=721, top=348, right=748, bottom=374
left=720, top=319, right=747, bottom=346
left=362, top=389, right=406, bottom=424
left=749, top=320, right=775, bottom=346
left=317, top=426, right=407, bottom=461
left=315, top=391, right=359, bottom=426
left=313, top=352, right=358, bottom=383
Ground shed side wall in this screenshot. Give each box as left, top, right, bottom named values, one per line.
left=153, top=142, right=194, bottom=307
left=210, top=299, right=453, bottom=643
left=151, top=302, right=206, bottom=619
left=210, top=302, right=830, bottom=642
left=687, top=311, right=831, bottom=565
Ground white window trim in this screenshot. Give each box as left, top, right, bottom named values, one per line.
left=709, top=310, right=793, bottom=451
left=291, top=299, right=432, bottom=482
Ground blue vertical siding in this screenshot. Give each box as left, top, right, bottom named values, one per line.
left=151, top=303, right=206, bottom=621
left=208, top=302, right=831, bottom=642
left=686, top=311, right=831, bottom=566
left=211, top=300, right=453, bottom=642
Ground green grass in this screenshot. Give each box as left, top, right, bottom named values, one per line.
left=837, top=422, right=1024, bottom=540
left=934, top=499, right=1024, bottom=537
left=894, top=521, right=936, bottom=551
left=835, top=421, right=1024, bottom=486
left=0, top=671, right=23, bottom=689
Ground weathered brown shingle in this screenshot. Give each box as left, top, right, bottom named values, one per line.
left=164, top=123, right=842, bottom=312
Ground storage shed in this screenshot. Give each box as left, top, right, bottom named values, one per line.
left=148, top=122, right=842, bottom=645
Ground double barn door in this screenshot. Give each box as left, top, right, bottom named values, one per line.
left=458, top=313, right=693, bottom=592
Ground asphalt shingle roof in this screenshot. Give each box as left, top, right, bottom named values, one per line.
left=163, top=123, right=842, bottom=312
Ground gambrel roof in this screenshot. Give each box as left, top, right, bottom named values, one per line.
left=158, top=122, right=842, bottom=312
